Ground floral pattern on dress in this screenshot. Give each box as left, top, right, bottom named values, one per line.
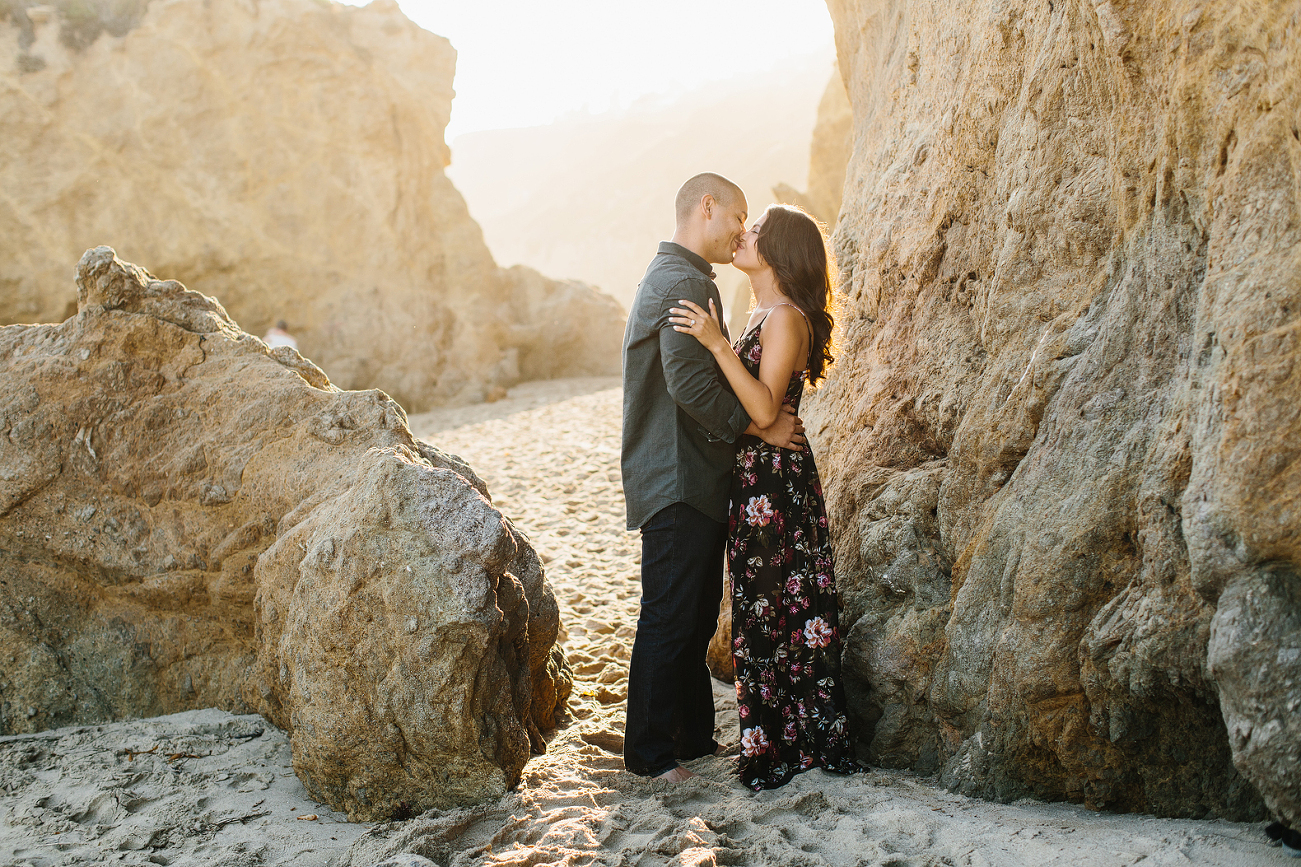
left=728, top=317, right=858, bottom=791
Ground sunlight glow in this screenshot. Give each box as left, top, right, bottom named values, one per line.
left=335, top=0, right=835, bottom=139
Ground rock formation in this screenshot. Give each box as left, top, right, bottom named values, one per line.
left=0, top=0, right=623, bottom=411
left=773, top=70, right=853, bottom=226
left=802, top=0, right=1299, bottom=821
left=706, top=575, right=734, bottom=682
left=1206, top=567, right=1301, bottom=828
left=0, top=247, right=572, bottom=820
left=496, top=265, right=625, bottom=382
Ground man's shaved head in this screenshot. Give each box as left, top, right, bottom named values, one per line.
left=675, top=172, right=745, bottom=226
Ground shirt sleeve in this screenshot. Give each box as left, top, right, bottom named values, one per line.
left=655, top=277, right=751, bottom=443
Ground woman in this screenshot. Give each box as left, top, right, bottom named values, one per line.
left=669, top=204, right=857, bottom=790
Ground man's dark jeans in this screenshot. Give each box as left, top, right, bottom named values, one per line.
left=624, top=501, right=727, bottom=776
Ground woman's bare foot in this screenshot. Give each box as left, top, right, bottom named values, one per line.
left=653, top=765, right=696, bottom=782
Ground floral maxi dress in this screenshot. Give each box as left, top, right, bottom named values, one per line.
left=729, top=315, right=858, bottom=790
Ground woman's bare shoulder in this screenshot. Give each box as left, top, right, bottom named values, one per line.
left=759, top=303, right=809, bottom=341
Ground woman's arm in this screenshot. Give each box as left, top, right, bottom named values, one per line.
left=669, top=299, right=806, bottom=429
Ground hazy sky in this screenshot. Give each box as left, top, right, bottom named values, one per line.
left=336, top=0, right=836, bottom=140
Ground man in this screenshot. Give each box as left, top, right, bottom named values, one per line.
left=621, top=173, right=805, bottom=781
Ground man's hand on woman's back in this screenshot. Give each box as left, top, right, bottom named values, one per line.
left=750, top=404, right=805, bottom=451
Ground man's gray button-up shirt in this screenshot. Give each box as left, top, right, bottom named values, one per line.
left=621, top=241, right=750, bottom=530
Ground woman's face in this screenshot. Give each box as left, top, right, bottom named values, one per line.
left=732, top=214, right=768, bottom=274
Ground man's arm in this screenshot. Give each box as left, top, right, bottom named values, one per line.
left=747, top=405, right=805, bottom=452
left=658, top=279, right=750, bottom=442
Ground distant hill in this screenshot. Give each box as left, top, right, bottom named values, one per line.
left=449, top=50, right=835, bottom=313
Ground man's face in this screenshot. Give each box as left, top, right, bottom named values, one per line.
left=703, top=192, right=749, bottom=264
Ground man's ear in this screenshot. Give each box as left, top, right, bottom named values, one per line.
left=701, top=194, right=714, bottom=220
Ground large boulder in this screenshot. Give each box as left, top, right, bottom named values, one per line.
left=0, top=247, right=572, bottom=820
left=496, top=265, right=626, bottom=382
left=805, top=0, right=1299, bottom=820
left=0, top=0, right=623, bottom=410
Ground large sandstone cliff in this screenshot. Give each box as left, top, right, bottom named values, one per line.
left=0, top=0, right=623, bottom=411
left=811, top=0, right=1299, bottom=821
left=0, top=248, right=572, bottom=820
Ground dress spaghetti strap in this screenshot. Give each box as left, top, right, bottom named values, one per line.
left=748, top=302, right=812, bottom=340
left=763, top=302, right=813, bottom=371
left=740, top=303, right=815, bottom=372
left=772, top=302, right=813, bottom=343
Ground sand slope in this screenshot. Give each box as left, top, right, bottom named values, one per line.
left=1, top=380, right=1290, bottom=866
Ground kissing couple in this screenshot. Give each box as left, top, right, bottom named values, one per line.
left=620, top=172, right=859, bottom=790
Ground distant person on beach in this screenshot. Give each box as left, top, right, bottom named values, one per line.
left=670, top=203, right=858, bottom=790
left=621, top=173, right=806, bottom=783
left=263, top=320, right=298, bottom=350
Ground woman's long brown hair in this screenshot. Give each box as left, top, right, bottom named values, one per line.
left=754, top=204, right=836, bottom=385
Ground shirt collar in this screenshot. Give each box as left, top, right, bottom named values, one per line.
left=658, top=241, right=716, bottom=279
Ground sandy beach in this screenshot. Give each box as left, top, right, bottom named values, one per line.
left=1, top=378, right=1291, bottom=866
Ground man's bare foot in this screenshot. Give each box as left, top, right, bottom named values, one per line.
left=653, top=766, right=696, bottom=782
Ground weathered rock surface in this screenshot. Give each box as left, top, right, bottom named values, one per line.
left=774, top=69, right=853, bottom=226
left=497, top=265, right=625, bottom=382
left=804, top=0, right=1299, bottom=820
left=0, top=0, right=623, bottom=410
left=0, top=247, right=572, bottom=820
left=706, top=575, right=734, bottom=682
left=1207, top=566, right=1301, bottom=828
